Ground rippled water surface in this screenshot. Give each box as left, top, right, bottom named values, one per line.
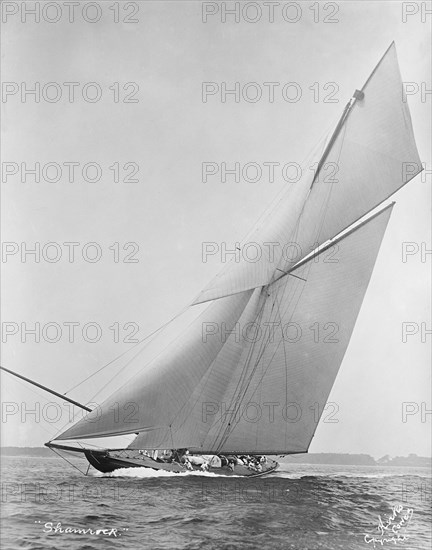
left=1, top=456, right=431, bottom=549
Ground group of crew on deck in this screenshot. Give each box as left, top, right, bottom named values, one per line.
left=138, top=448, right=267, bottom=472
left=219, top=454, right=267, bottom=473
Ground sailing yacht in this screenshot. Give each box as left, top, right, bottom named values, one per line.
left=2, top=43, right=422, bottom=477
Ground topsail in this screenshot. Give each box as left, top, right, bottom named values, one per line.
left=192, top=42, right=422, bottom=305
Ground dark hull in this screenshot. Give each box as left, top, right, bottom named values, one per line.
left=84, top=449, right=279, bottom=477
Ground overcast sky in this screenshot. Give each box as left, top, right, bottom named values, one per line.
left=1, top=1, right=430, bottom=458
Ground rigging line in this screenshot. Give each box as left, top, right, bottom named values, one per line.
left=215, top=294, right=267, bottom=428
left=281, top=123, right=347, bottom=289
left=217, top=282, right=295, bottom=451
left=49, top=446, right=87, bottom=476
left=215, top=286, right=286, bottom=449
left=211, top=345, right=258, bottom=451
left=214, top=289, right=289, bottom=452
left=238, top=141, right=323, bottom=241
left=64, top=303, right=191, bottom=395
left=51, top=344, right=147, bottom=439
left=112, top=297, right=225, bottom=417
left=169, top=425, right=174, bottom=450
left=212, top=296, right=268, bottom=452
left=53, top=298, right=216, bottom=441
left=276, top=269, right=306, bottom=282
left=151, top=429, right=172, bottom=451
left=276, top=259, right=314, bottom=331
left=227, top=271, right=310, bottom=432
left=277, top=135, right=329, bottom=264
left=213, top=339, right=265, bottom=453
left=271, top=123, right=348, bottom=289
left=77, top=440, right=107, bottom=451
left=49, top=406, right=87, bottom=442
left=266, top=186, right=310, bottom=288
left=172, top=286, right=276, bottom=449
left=87, top=339, right=149, bottom=405
left=166, top=298, right=257, bottom=438
left=218, top=129, right=332, bottom=269
left=270, top=108, right=349, bottom=286
left=60, top=448, right=87, bottom=459
left=130, top=429, right=167, bottom=451
left=105, top=296, right=218, bottom=406
left=164, top=293, right=263, bottom=435
left=272, top=286, right=290, bottom=450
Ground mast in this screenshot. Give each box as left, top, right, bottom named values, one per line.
left=0, top=365, right=92, bottom=412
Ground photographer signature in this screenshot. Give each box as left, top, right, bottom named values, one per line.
left=364, top=504, right=413, bottom=547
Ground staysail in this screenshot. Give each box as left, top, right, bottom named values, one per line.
left=55, top=204, right=393, bottom=452
left=192, top=42, right=422, bottom=305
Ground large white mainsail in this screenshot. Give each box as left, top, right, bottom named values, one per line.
left=53, top=44, right=421, bottom=455
left=200, top=205, right=394, bottom=454
left=192, top=42, right=422, bottom=305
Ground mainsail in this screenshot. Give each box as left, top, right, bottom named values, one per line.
left=53, top=44, right=421, bottom=455
left=200, top=206, right=393, bottom=454
left=192, top=42, right=422, bottom=305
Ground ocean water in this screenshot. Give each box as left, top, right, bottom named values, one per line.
left=1, top=455, right=431, bottom=550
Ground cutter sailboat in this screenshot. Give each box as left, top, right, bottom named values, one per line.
left=2, top=43, right=422, bottom=477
